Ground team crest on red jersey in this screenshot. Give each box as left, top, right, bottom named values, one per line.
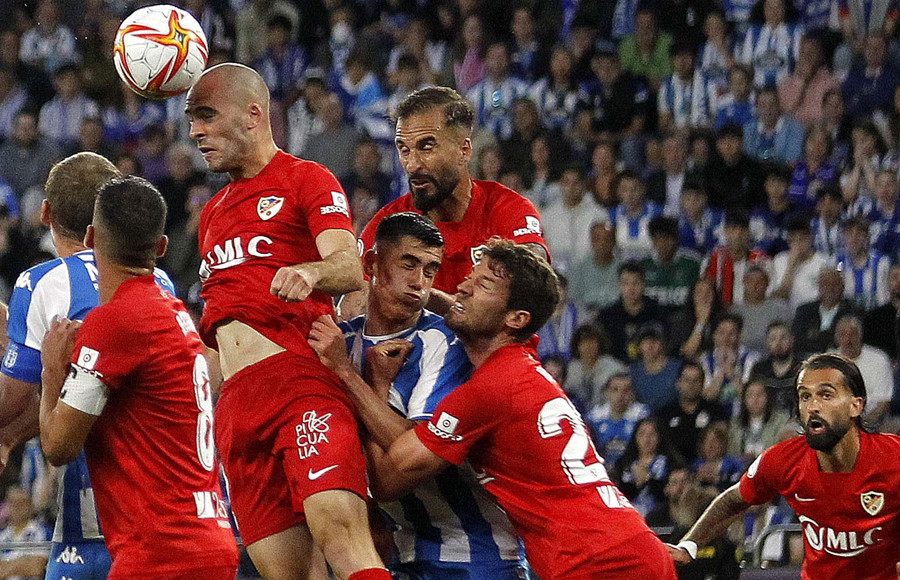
left=860, top=491, right=884, bottom=516
left=257, top=196, right=284, bottom=221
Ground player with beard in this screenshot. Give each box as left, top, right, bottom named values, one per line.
left=313, top=239, right=677, bottom=580
left=342, top=87, right=548, bottom=318
left=668, top=353, right=900, bottom=580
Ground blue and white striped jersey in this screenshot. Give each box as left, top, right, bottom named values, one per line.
left=466, top=76, right=530, bottom=140
left=610, top=201, right=664, bottom=262
left=340, top=311, right=519, bottom=564
left=658, top=74, right=708, bottom=129
left=836, top=251, right=891, bottom=310
left=739, top=23, right=802, bottom=87
left=2, top=250, right=175, bottom=544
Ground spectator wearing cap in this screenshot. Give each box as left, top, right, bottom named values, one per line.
left=770, top=217, right=831, bottom=310
left=642, top=216, right=702, bottom=317
left=715, top=64, right=756, bottom=129
left=750, top=163, right=799, bottom=256
left=586, top=373, right=650, bottom=466
left=630, top=323, right=683, bottom=412
left=37, top=64, right=99, bottom=151
left=677, top=181, right=725, bottom=254
left=777, top=35, right=839, bottom=126
left=542, top=165, right=609, bottom=274
left=743, top=86, right=805, bottom=163
left=788, top=126, right=839, bottom=213
left=576, top=42, right=652, bottom=170
left=792, top=266, right=857, bottom=354
left=836, top=216, right=891, bottom=310
left=599, top=261, right=668, bottom=363
left=658, top=42, right=708, bottom=131
left=702, top=209, right=769, bottom=306
left=569, top=220, right=622, bottom=315
left=609, top=170, right=662, bottom=262
left=732, top=265, right=792, bottom=352
left=618, top=7, right=673, bottom=92
left=738, top=0, right=802, bottom=88
left=811, top=185, right=845, bottom=256
left=704, top=125, right=766, bottom=211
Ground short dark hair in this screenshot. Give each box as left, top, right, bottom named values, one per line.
left=612, top=169, right=642, bottom=196
left=482, top=239, right=559, bottom=342
left=842, top=215, right=870, bottom=233
left=717, top=123, right=744, bottom=140
left=795, top=352, right=869, bottom=429
left=817, top=184, right=843, bottom=202
left=717, top=312, right=744, bottom=333
left=724, top=208, right=750, bottom=228
left=393, top=86, right=474, bottom=133
left=679, top=360, right=705, bottom=382
left=618, top=260, right=645, bottom=279
left=45, top=152, right=121, bottom=241
left=94, top=176, right=167, bottom=268
left=570, top=323, right=610, bottom=359
left=766, top=319, right=790, bottom=335
left=267, top=14, right=292, bottom=32
left=648, top=216, right=678, bottom=238
left=786, top=215, right=811, bottom=234
left=374, top=211, right=444, bottom=249
left=765, top=162, right=792, bottom=183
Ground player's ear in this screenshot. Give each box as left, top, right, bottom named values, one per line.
left=40, top=199, right=51, bottom=227
left=247, top=102, right=262, bottom=129
left=505, top=309, right=531, bottom=334
left=84, top=224, right=95, bottom=249
left=363, top=248, right=378, bottom=278
left=850, top=396, right=864, bottom=419
left=459, top=137, right=472, bottom=165
left=155, top=235, right=168, bottom=259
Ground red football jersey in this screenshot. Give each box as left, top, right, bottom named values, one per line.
left=198, top=151, right=355, bottom=358
left=360, top=180, right=549, bottom=294
left=415, top=343, right=663, bottom=580
left=740, top=432, right=900, bottom=580
left=68, top=276, right=238, bottom=577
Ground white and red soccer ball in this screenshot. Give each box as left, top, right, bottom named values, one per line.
left=113, top=5, right=208, bottom=100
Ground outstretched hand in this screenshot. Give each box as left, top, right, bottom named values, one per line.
left=665, top=543, right=693, bottom=565
left=308, top=315, right=352, bottom=377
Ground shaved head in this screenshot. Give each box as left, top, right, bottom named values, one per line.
left=185, top=62, right=278, bottom=179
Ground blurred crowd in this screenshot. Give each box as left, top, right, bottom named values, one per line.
left=4, top=0, right=900, bottom=575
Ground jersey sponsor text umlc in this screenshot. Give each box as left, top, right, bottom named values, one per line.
left=799, top=516, right=883, bottom=557
left=199, top=235, right=274, bottom=281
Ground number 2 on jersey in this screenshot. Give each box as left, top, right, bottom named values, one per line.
left=193, top=354, right=215, bottom=471
left=538, top=397, right=611, bottom=485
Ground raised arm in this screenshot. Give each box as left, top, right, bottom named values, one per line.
left=271, top=229, right=364, bottom=301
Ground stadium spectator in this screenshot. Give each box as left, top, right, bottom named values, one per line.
left=37, top=64, right=99, bottom=150
left=609, top=170, right=662, bottom=262
left=642, top=216, right=701, bottom=316
left=600, top=261, right=668, bottom=363
left=743, top=87, right=805, bottom=163
left=254, top=15, right=308, bottom=147
left=841, top=120, right=884, bottom=203
left=467, top=42, right=529, bottom=141
left=732, top=265, right=792, bottom=353
left=792, top=266, right=858, bottom=354
left=569, top=220, right=621, bottom=315
left=691, top=423, right=744, bottom=492
left=0, top=110, right=61, bottom=199
left=646, top=132, right=691, bottom=214
left=677, top=181, right=724, bottom=254
left=658, top=362, right=729, bottom=464
left=101, top=83, right=166, bottom=149
left=542, top=166, right=608, bottom=273
left=658, top=42, right=707, bottom=131
left=0, top=487, right=49, bottom=580
left=330, top=50, right=390, bottom=144
left=738, top=0, right=802, bottom=87
left=618, top=8, right=673, bottom=92
left=452, top=14, right=487, bottom=95
left=703, top=209, right=769, bottom=306
left=705, top=125, right=766, bottom=211
left=715, top=64, right=756, bottom=129
left=669, top=277, right=726, bottom=359
left=836, top=216, right=891, bottom=310
left=385, top=18, right=446, bottom=87
left=386, top=54, right=428, bottom=117
left=0, top=67, right=26, bottom=141
left=17, top=0, right=76, bottom=75
left=302, top=93, right=360, bottom=179
left=529, top=45, right=579, bottom=133
left=833, top=313, right=893, bottom=424
left=770, top=217, right=830, bottom=310
left=234, top=0, right=301, bottom=66
left=863, top=261, right=900, bottom=361
left=613, top=417, right=683, bottom=517
left=587, top=139, right=620, bottom=207
left=749, top=321, right=804, bottom=409
left=155, top=143, right=206, bottom=235
left=564, top=323, right=626, bottom=412
left=586, top=372, right=650, bottom=466
left=822, top=88, right=854, bottom=166
left=630, top=323, right=682, bottom=412
left=789, top=126, right=839, bottom=212
left=811, top=185, right=845, bottom=256
left=835, top=0, right=899, bottom=76
left=727, top=379, right=791, bottom=464
left=852, top=168, right=900, bottom=255
left=340, top=139, right=393, bottom=208
left=750, top=164, right=797, bottom=255
left=509, top=6, right=548, bottom=83
left=843, top=33, right=900, bottom=117
left=700, top=314, right=761, bottom=410
left=535, top=273, right=581, bottom=362
left=777, top=35, right=839, bottom=126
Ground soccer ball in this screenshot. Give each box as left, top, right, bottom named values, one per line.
left=113, top=5, right=208, bottom=100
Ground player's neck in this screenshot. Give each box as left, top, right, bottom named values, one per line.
left=462, top=333, right=516, bottom=369
left=817, top=427, right=861, bottom=473
left=364, top=308, right=420, bottom=337
left=230, top=139, right=278, bottom=181
left=55, top=237, right=87, bottom=259
left=428, top=178, right=472, bottom=223
left=97, top=261, right=153, bottom=304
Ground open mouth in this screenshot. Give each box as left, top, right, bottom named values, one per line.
left=807, top=417, right=826, bottom=435
left=409, top=177, right=433, bottom=189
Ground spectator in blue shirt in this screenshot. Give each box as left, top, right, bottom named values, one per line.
left=743, top=86, right=805, bottom=163
left=843, top=33, right=900, bottom=117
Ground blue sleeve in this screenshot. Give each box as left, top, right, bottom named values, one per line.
left=153, top=268, right=176, bottom=296
left=1, top=341, right=42, bottom=383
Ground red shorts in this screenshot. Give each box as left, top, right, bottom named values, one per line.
left=109, top=565, right=237, bottom=580
left=215, top=351, right=368, bottom=546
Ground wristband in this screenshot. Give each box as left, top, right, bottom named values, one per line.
left=677, top=540, right=698, bottom=560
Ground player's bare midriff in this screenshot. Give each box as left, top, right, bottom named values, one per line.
left=216, top=319, right=286, bottom=381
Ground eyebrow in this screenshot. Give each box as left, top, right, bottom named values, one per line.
left=395, top=135, right=437, bottom=147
